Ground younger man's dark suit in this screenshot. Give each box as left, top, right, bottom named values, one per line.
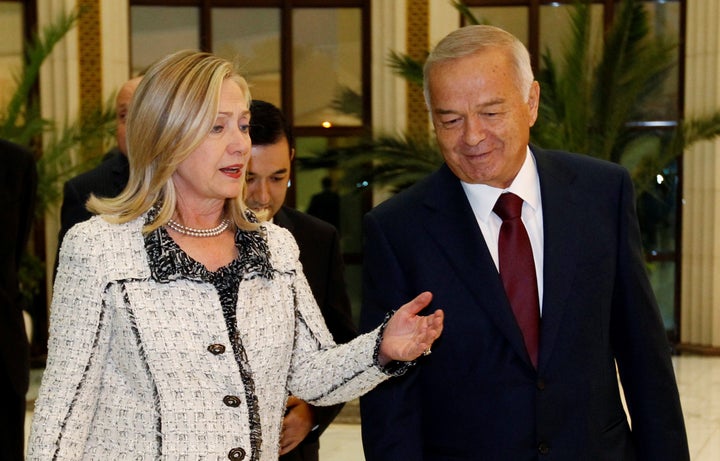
left=274, top=205, right=357, bottom=461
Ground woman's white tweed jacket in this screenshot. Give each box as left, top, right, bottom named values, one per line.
left=27, top=214, right=391, bottom=460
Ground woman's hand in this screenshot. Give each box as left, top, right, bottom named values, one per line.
left=378, top=292, right=444, bottom=365
left=279, top=396, right=315, bottom=455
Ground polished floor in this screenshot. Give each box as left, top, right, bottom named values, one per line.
left=25, top=355, right=720, bottom=460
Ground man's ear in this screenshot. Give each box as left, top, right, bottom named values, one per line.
left=290, top=147, right=296, bottom=161
left=527, top=81, right=540, bottom=127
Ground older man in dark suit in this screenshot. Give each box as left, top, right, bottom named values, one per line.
left=245, top=100, right=357, bottom=461
left=0, top=139, right=37, bottom=461
left=359, top=25, right=689, bottom=461
left=57, top=76, right=141, bottom=250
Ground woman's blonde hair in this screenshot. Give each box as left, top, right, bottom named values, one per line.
left=88, top=49, right=256, bottom=233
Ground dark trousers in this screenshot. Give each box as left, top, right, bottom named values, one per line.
left=0, top=366, right=26, bottom=461
left=280, top=439, right=320, bottom=461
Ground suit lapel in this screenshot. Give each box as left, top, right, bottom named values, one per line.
left=420, top=165, right=532, bottom=366
left=533, top=148, right=582, bottom=370
left=420, top=153, right=585, bottom=370
left=273, top=207, right=294, bottom=232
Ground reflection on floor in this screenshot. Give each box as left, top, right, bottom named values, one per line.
left=319, top=355, right=720, bottom=461
left=25, top=355, right=720, bottom=460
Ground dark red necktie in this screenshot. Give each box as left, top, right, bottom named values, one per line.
left=493, top=192, right=540, bottom=368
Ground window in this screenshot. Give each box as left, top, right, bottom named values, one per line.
left=0, top=1, right=27, bottom=110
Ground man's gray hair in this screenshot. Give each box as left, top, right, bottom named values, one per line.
left=423, top=25, right=535, bottom=109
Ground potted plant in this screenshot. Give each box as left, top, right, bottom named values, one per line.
left=304, top=0, right=720, bottom=197
left=0, top=8, right=115, bottom=361
left=299, top=0, right=720, bottom=340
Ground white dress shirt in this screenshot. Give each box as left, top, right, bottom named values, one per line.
left=461, top=146, right=544, bottom=313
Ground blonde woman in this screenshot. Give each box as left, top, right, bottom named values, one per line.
left=27, top=50, right=443, bottom=460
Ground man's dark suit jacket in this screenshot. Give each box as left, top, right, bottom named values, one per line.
left=274, top=205, right=357, bottom=461
left=306, top=190, right=341, bottom=231
left=359, top=146, right=689, bottom=461
left=0, top=139, right=37, bottom=460
left=57, top=147, right=129, bottom=251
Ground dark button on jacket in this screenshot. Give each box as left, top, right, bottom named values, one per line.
left=223, top=395, right=241, bottom=407
left=208, top=344, right=226, bottom=355
left=538, top=441, right=550, bottom=455
left=228, top=447, right=246, bottom=460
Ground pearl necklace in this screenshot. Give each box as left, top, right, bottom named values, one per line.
left=166, top=218, right=231, bottom=237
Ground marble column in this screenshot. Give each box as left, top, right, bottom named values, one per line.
left=371, top=0, right=406, bottom=137
left=38, top=0, right=129, bottom=300
left=405, top=0, right=429, bottom=141
left=680, top=0, right=720, bottom=352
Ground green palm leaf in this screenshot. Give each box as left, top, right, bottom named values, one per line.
left=1, top=7, right=116, bottom=214
left=386, top=50, right=424, bottom=87
left=308, top=0, right=720, bottom=201
left=0, top=9, right=80, bottom=144
left=299, top=134, right=442, bottom=193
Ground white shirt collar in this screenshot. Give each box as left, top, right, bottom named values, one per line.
left=461, top=146, right=540, bottom=223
